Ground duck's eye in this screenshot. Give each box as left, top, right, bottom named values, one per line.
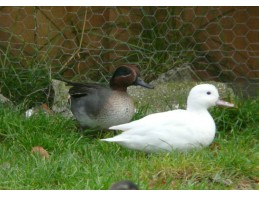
left=206, top=91, right=211, bottom=95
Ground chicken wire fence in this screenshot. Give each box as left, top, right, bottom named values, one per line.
left=0, top=6, right=258, bottom=107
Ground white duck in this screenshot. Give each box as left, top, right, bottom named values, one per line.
left=101, top=84, right=234, bottom=153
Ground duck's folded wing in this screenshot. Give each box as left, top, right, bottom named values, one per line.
left=69, top=83, right=106, bottom=97
left=109, top=110, right=186, bottom=131
left=104, top=111, right=201, bottom=151
left=102, top=121, right=193, bottom=151
left=68, top=85, right=111, bottom=117
left=108, top=110, right=198, bottom=142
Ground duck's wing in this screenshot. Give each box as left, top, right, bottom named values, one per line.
left=66, top=82, right=106, bottom=97
left=59, top=79, right=107, bottom=97
left=68, top=83, right=107, bottom=97
left=109, top=110, right=183, bottom=131
left=67, top=83, right=111, bottom=117
left=103, top=110, right=202, bottom=151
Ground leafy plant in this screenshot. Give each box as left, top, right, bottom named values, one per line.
left=211, top=99, right=259, bottom=133
left=0, top=42, right=53, bottom=108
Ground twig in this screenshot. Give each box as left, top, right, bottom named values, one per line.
left=58, top=8, right=88, bottom=74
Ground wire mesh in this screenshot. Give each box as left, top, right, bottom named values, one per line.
left=0, top=6, right=258, bottom=107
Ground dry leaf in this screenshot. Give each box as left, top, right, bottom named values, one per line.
left=31, top=146, right=50, bottom=159
left=41, top=103, right=53, bottom=114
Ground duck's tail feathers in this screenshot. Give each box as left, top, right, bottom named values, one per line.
left=109, top=122, right=138, bottom=131
left=109, top=125, right=125, bottom=131
left=58, top=78, right=85, bottom=86
left=100, top=138, right=121, bottom=142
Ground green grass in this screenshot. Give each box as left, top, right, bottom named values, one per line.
left=0, top=99, right=258, bottom=190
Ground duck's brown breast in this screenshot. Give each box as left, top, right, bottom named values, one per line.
left=97, top=91, right=135, bottom=128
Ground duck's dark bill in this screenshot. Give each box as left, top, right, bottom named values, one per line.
left=135, top=78, right=154, bottom=89
left=216, top=100, right=234, bottom=107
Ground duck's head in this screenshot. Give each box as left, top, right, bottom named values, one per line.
left=187, top=84, right=234, bottom=111
left=110, top=64, right=154, bottom=91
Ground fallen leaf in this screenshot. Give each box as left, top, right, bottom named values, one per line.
left=236, top=179, right=255, bottom=190
left=211, top=173, right=233, bottom=186
left=31, top=146, right=50, bottom=159
left=41, top=103, right=53, bottom=114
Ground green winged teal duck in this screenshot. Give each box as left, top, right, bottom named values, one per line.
left=63, top=64, right=153, bottom=130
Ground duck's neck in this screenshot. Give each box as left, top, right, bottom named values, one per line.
left=110, top=85, right=127, bottom=92
left=186, top=98, right=210, bottom=113
left=187, top=106, right=215, bottom=132
left=187, top=105, right=210, bottom=115
left=187, top=104, right=203, bottom=110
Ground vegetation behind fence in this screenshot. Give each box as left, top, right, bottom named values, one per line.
left=0, top=6, right=258, bottom=107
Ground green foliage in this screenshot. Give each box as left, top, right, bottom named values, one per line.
left=0, top=100, right=258, bottom=189
left=0, top=39, right=54, bottom=108
left=211, top=99, right=259, bottom=134
left=0, top=64, right=52, bottom=109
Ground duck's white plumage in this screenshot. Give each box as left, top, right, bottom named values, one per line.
left=101, top=84, right=234, bottom=153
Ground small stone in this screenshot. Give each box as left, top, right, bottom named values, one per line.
left=51, top=79, right=74, bottom=119
left=25, top=103, right=53, bottom=118
left=0, top=162, right=11, bottom=170
left=0, top=94, right=13, bottom=105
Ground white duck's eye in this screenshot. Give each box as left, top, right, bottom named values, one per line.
left=206, top=91, right=211, bottom=95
